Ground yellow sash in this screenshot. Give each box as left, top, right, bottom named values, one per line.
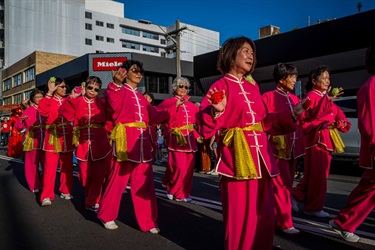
left=23, top=124, right=45, bottom=152
left=272, top=135, right=289, bottom=158
left=46, top=122, right=71, bottom=153
left=222, top=123, right=263, bottom=180
left=110, top=122, right=147, bottom=162
left=171, top=124, right=194, bottom=146
left=73, top=124, right=104, bottom=146
left=328, top=125, right=345, bottom=153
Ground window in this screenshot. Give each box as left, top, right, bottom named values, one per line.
left=122, top=27, right=140, bottom=36
left=107, top=23, right=114, bottom=29
left=143, top=31, right=159, bottom=40
left=96, top=21, right=104, bottom=27
left=96, top=35, right=104, bottom=41
left=85, top=23, right=92, bottom=30
left=14, top=93, right=22, bottom=104
left=160, top=39, right=166, bottom=45
left=107, top=37, right=114, bottom=43
left=143, top=45, right=159, bottom=53
left=13, top=73, right=22, bottom=87
left=24, top=67, right=35, bottom=82
left=85, top=12, right=92, bottom=19
left=3, top=97, right=11, bottom=105
left=121, top=41, right=140, bottom=50
left=161, top=52, right=166, bottom=57
left=3, top=78, right=11, bottom=91
left=25, top=90, right=32, bottom=100
left=85, top=39, right=92, bottom=45
left=144, top=76, right=169, bottom=94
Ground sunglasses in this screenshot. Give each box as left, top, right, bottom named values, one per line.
left=178, top=84, right=189, bottom=90
left=58, top=85, right=67, bottom=89
left=87, top=86, right=100, bottom=92
left=130, top=68, right=144, bottom=75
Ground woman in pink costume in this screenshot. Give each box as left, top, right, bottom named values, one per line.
left=98, top=60, right=175, bottom=233
left=198, top=36, right=307, bottom=250
left=59, top=76, right=112, bottom=212
left=15, top=89, right=45, bottom=193
left=329, top=42, right=375, bottom=243
left=262, top=63, right=305, bottom=235
left=7, top=107, right=24, bottom=157
left=38, top=78, right=74, bottom=206
left=158, top=77, right=199, bottom=202
left=290, top=65, right=351, bottom=218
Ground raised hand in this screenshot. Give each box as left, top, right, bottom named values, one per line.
left=47, top=80, right=58, bottom=94
left=71, top=87, right=82, bottom=98
left=207, top=88, right=227, bottom=112
left=327, top=86, right=344, bottom=99
left=176, top=95, right=191, bottom=108
left=112, top=68, right=127, bottom=85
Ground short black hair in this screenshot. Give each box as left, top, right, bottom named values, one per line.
left=273, top=63, right=298, bottom=84
left=305, top=65, right=331, bottom=92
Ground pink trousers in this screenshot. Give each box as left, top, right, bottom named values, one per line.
left=291, top=146, right=331, bottom=211
left=165, top=151, right=195, bottom=199
left=40, top=151, right=73, bottom=202
left=220, top=165, right=274, bottom=250
left=79, top=157, right=107, bottom=207
left=275, top=158, right=297, bottom=190
left=24, top=149, right=44, bottom=191
left=273, top=174, right=294, bottom=230
left=273, top=157, right=297, bottom=230
left=334, top=169, right=375, bottom=232
left=98, top=159, right=158, bottom=232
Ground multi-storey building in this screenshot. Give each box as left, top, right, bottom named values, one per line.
left=0, top=0, right=220, bottom=106
left=195, top=9, right=375, bottom=97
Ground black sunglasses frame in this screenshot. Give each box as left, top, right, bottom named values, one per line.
left=178, top=84, right=189, bottom=90
left=87, top=86, right=100, bottom=92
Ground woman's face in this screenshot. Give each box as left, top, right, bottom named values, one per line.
left=55, top=82, right=67, bottom=97
left=126, top=65, right=144, bottom=85
left=175, top=81, right=189, bottom=98
left=232, top=42, right=254, bottom=75
left=33, top=93, right=44, bottom=105
left=278, top=75, right=297, bottom=92
left=313, top=71, right=330, bottom=92
left=85, top=82, right=100, bottom=99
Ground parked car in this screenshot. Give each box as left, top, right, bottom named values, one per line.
left=332, top=96, right=360, bottom=161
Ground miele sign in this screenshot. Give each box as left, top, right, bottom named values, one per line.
left=93, top=57, right=127, bottom=71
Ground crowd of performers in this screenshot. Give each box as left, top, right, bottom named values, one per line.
left=1, top=107, right=24, bottom=157
left=4, top=36, right=375, bottom=249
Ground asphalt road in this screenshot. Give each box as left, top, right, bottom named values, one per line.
left=0, top=148, right=374, bottom=250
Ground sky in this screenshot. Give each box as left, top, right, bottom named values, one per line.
left=119, top=0, right=375, bottom=45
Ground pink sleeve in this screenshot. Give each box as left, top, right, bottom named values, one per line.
left=59, top=96, right=78, bottom=121
left=38, top=96, right=52, bottom=118
left=15, top=113, right=26, bottom=131
left=105, top=82, right=123, bottom=113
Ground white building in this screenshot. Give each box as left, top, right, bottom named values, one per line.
left=1, top=0, right=220, bottom=69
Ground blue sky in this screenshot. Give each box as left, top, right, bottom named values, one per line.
left=119, top=0, right=375, bottom=44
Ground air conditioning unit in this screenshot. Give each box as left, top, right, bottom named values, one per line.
left=259, top=25, right=280, bottom=39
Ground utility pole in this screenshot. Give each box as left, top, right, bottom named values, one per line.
left=153, top=20, right=186, bottom=77
left=175, top=20, right=181, bottom=77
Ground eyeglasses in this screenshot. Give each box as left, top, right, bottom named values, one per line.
left=87, top=86, right=100, bottom=92
left=58, top=85, right=67, bottom=89
left=178, top=84, right=189, bottom=90
left=130, top=68, right=144, bottom=75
